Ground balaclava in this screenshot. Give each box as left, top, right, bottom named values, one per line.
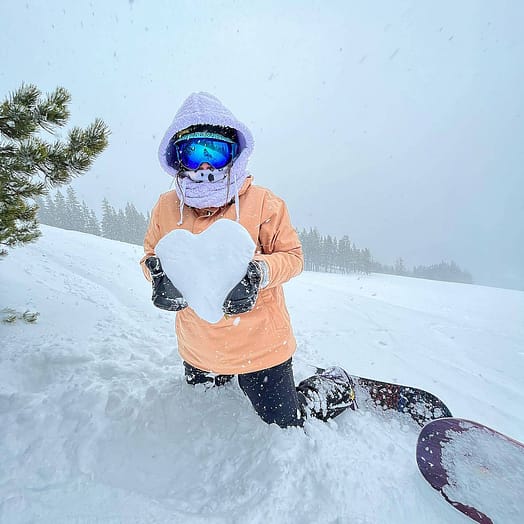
left=158, top=92, right=254, bottom=224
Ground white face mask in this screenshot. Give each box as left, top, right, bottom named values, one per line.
left=178, top=166, right=229, bottom=183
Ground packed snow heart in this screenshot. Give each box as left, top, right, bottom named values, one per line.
left=155, top=219, right=255, bottom=323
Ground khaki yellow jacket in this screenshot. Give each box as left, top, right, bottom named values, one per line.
left=141, top=177, right=303, bottom=374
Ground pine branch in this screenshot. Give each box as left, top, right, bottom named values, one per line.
left=38, top=86, right=70, bottom=131
left=0, top=84, right=41, bottom=140
left=0, top=83, right=109, bottom=257
left=0, top=84, right=71, bottom=139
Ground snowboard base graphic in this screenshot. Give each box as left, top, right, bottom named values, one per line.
left=417, top=418, right=524, bottom=523
left=350, top=375, right=452, bottom=426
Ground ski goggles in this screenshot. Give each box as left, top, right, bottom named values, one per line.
left=173, top=132, right=238, bottom=171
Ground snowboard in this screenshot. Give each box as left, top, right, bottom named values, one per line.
left=349, top=374, right=452, bottom=426
left=304, top=361, right=452, bottom=426
left=417, top=418, right=524, bottom=523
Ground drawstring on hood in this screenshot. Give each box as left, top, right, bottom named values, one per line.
left=176, top=175, right=187, bottom=226
left=233, top=173, right=240, bottom=222
left=158, top=92, right=255, bottom=224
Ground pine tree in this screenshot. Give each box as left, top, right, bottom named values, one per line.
left=79, top=200, right=90, bottom=233
left=360, top=248, right=372, bottom=274
left=87, top=209, right=101, bottom=236
left=101, top=198, right=117, bottom=239
left=65, top=186, right=83, bottom=231
left=116, top=209, right=126, bottom=241
left=53, top=190, right=67, bottom=229
left=124, top=202, right=148, bottom=245
left=0, top=83, right=109, bottom=256
left=81, top=200, right=100, bottom=236
left=309, top=228, right=320, bottom=271
left=44, top=194, right=56, bottom=226
left=34, top=195, right=48, bottom=224
left=394, top=257, right=407, bottom=276
left=337, top=235, right=351, bottom=274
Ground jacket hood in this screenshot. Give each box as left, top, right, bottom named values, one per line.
left=158, top=92, right=254, bottom=181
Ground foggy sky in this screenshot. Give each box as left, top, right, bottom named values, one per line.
left=2, top=0, right=523, bottom=290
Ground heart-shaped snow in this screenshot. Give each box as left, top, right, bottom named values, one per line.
left=155, top=219, right=256, bottom=323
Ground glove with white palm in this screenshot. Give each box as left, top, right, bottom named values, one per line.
left=145, top=256, right=188, bottom=312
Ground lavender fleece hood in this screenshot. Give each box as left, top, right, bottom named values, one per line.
left=158, top=92, right=254, bottom=215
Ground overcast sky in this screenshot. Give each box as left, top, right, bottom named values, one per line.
left=2, top=0, right=523, bottom=290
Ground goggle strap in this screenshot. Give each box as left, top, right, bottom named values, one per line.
left=174, top=131, right=237, bottom=145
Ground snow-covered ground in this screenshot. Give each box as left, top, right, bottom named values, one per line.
left=1, top=225, right=523, bottom=524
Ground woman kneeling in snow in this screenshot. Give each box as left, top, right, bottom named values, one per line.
left=140, top=92, right=355, bottom=428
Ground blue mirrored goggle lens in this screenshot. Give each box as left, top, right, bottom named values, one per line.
left=175, top=138, right=236, bottom=170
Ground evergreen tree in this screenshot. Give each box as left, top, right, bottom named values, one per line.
left=337, top=235, right=351, bottom=274
left=65, top=186, right=83, bottom=231
left=34, top=195, right=48, bottom=224
left=53, top=190, right=67, bottom=229
left=116, top=209, right=126, bottom=241
left=101, top=198, right=117, bottom=239
left=79, top=201, right=90, bottom=233
left=359, top=248, right=372, bottom=274
left=309, top=228, right=321, bottom=271
left=348, top=242, right=359, bottom=273
left=297, top=229, right=309, bottom=270
left=0, top=83, right=109, bottom=256
left=44, top=194, right=56, bottom=226
left=124, top=202, right=148, bottom=245
left=81, top=200, right=100, bottom=236
left=394, top=257, right=407, bottom=276
left=321, top=235, right=336, bottom=272
left=88, top=209, right=101, bottom=236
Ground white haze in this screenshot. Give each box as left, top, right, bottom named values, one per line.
left=1, top=0, right=523, bottom=290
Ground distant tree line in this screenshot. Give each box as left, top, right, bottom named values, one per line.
left=297, top=228, right=473, bottom=284
left=35, top=186, right=148, bottom=245
left=35, top=192, right=473, bottom=285
left=411, top=261, right=473, bottom=284
left=298, top=229, right=374, bottom=274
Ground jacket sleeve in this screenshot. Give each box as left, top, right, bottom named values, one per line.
left=253, top=192, right=303, bottom=289
left=139, top=198, right=162, bottom=281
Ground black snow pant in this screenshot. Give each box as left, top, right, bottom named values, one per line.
left=183, top=358, right=306, bottom=428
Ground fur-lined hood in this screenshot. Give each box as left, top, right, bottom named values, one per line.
left=158, top=92, right=254, bottom=184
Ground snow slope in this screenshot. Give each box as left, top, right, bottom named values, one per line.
left=1, top=226, right=523, bottom=524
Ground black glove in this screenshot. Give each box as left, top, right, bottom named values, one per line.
left=145, top=256, right=188, bottom=312
left=223, top=261, right=262, bottom=315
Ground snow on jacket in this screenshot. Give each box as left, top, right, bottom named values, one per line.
left=141, top=93, right=303, bottom=374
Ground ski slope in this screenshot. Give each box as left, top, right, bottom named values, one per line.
left=1, top=226, right=523, bottom=524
